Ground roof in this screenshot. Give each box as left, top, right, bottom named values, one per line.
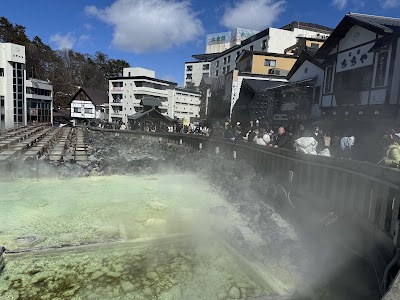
left=281, top=21, right=334, bottom=33
left=316, top=13, right=400, bottom=58
left=108, top=75, right=177, bottom=86
left=128, top=107, right=174, bottom=122
left=175, top=87, right=201, bottom=95
left=286, top=48, right=324, bottom=79
left=70, top=87, right=108, bottom=106
left=242, top=79, right=284, bottom=93
left=240, top=28, right=270, bottom=47
left=238, top=50, right=298, bottom=62
left=140, top=97, right=163, bottom=107
left=191, top=53, right=220, bottom=61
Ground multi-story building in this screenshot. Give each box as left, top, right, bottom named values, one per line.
left=171, top=88, right=201, bottom=122
left=70, top=87, right=108, bottom=126
left=26, top=78, right=53, bottom=124
left=0, top=43, right=27, bottom=130
left=0, top=43, right=53, bottom=130
left=205, top=28, right=259, bottom=54
left=184, top=53, right=218, bottom=88
left=109, top=68, right=201, bottom=124
left=209, top=22, right=333, bottom=80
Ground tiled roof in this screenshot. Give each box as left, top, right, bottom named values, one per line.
left=348, top=13, right=400, bottom=33
left=140, top=97, right=163, bottom=107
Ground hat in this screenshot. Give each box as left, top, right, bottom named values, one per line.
left=236, top=122, right=240, bottom=125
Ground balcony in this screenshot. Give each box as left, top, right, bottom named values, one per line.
left=111, top=101, right=123, bottom=106
left=111, top=86, right=123, bottom=92
left=133, top=87, right=168, bottom=97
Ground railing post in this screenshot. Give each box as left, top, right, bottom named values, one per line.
left=199, top=143, right=203, bottom=150
left=215, top=146, right=219, bottom=154
left=233, top=150, right=237, bottom=160
left=179, top=139, right=183, bottom=145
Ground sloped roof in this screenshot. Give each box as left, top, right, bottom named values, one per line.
left=287, top=48, right=324, bottom=79
left=140, top=97, right=163, bottom=107
left=70, top=87, right=108, bottom=106
left=316, top=13, right=400, bottom=58
left=243, top=79, right=283, bottom=93
left=128, top=108, right=174, bottom=122
left=281, top=21, right=334, bottom=33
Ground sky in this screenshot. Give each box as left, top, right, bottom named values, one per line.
left=2, top=0, right=400, bottom=86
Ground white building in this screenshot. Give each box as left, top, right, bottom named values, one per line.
left=184, top=54, right=217, bottom=88
left=206, top=28, right=259, bottom=54
left=70, top=87, right=108, bottom=126
left=109, top=67, right=201, bottom=124
left=0, top=43, right=27, bottom=130
left=26, top=78, right=53, bottom=124
left=0, top=42, right=54, bottom=130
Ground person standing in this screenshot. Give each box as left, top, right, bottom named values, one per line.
left=383, top=136, right=400, bottom=168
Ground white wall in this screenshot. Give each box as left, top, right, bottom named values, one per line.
left=172, top=90, right=201, bottom=121
left=184, top=61, right=210, bottom=87
left=71, top=100, right=96, bottom=120
left=289, top=60, right=324, bottom=86
left=123, top=67, right=155, bottom=78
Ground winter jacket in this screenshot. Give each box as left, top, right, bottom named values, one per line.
left=294, top=137, right=318, bottom=155
left=384, top=144, right=400, bottom=168
left=274, top=132, right=292, bottom=149
left=255, top=137, right=267, bottom=146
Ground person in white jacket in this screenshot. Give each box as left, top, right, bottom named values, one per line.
left=294, top=136, right=318, bottom=155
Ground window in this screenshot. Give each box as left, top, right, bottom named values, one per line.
left=128, top=72, right=131, bottom=76
left=74, top=107, right=80, bottom=113
left=223, top=67, right=226, bottom=74
left=227, top=55, right=231, bottom=63
left=0, top=68, right=3, bottom=76
left=216, top=61, right=219, bottom=67
left=136, top=82, right=143, bottom=87
left=227, top=66, right=230, bottom=72
left=223, top=57, right=227, bottom=64
left=0, top=114, right=4, bottom=121
left=0, top=96, right=4, bottom=107
left=236, top=51, right=240, bottom=58
left=311, top=43, right=319, bottom=49
left=84, top=108, right=92, bottom=114
left=249, top=45, right=254, bottom=51
left=202, top=64, right=209, bottom=71
left=264, top=59, right=276, bottom=67
left=261, top=39, right=267, bottom=49
left=216, top=70, right=219, bottom=76
left=186, top=65, right=193, bottom=72
left=186, top=74, right=192, bottom=80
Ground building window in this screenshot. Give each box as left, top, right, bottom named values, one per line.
left=216, top=61, right=219, bottom=67
left=236, top=51, right=240, bottom=58
left=136, top=82, right=143, bottom=87
left=186, top=74, right=192, bottom=80
left=203, top=64, right=209, bottom=71
left=0, top=96, right=4, bottom=107
left=311, top=43, right=319, bottom=49
left=223, top=67, right=226, bottom=74
left=74, top=107, right=80, bottom=113
left=216, top=70, right=219, bottom=76
left=0, top=68, right=3, bottom=76
left=227, top=55, right=231, bottom=63
left=264, top=59, right=276, bottom=67
left=227, top=66, right=230, bottom=72
left=84, top=108, right=92, bottom=114
left=186, top=65, right=193, bottom=72
left=223, top=57, right=227, bottom=64
left=261, top=39, right=267, bottom=49
left=249, top=45, right=254, bottom=51
left=128, top=72, right=131, bottom=76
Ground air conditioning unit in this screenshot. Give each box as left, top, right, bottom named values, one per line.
left=268, top=68, right=280, bottom=75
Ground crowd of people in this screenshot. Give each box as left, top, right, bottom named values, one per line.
left=221, top=121, right=400, bottom=169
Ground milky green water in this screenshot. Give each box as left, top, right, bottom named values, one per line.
left=0, top=174, right=276, bottom=299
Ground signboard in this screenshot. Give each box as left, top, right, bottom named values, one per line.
left=281, top=102, right=297, bottom=111
left=324, top=66, right=333, bottom=94
left=273, top=114, right=289, bottom=121
left=336, top=43, right=374, bottom=73
left=374, top=51, right=388, bottom=87
left=207, top=31, right=231, bottom=45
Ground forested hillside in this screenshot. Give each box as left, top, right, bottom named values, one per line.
left=0, top=17, right=130, bottom=108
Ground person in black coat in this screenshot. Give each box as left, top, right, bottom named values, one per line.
left=270, top=127, right=292, bottom=149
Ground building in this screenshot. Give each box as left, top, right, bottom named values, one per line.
left=184, top=53, right=218, bottom=88
left=110, top=67, right=201, bottom=124
left=170, top=88, right=201, bottom=122
left=0, top=43, right=26, bottom=130
left=70, top=87, right=108, bottom=126
left=315, top=13, right=400, bottom=129
left=0, top=42, right=54, bottom=130
left=26, top=78, right=53, bottom=124
left=205, top=28, right=259, bottom=54
left=209, top=22, right=333, bottom=80
left=236, top=51, right=297, bottom=76
left=128, top=98, right=174, bottom=132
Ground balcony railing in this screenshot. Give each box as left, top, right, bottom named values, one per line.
left=111, top=86, right=123, bottom=91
